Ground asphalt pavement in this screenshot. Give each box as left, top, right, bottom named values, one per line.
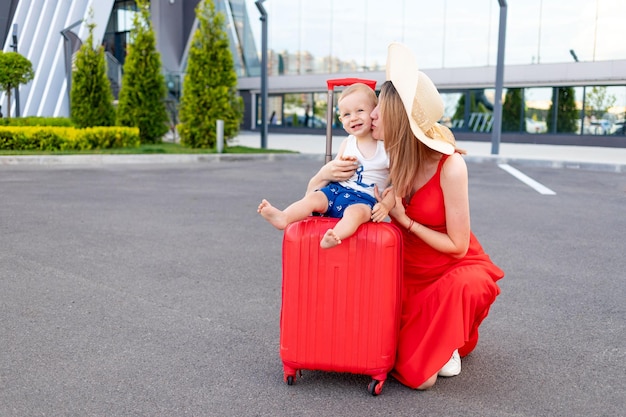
left=0, top=135, right=624, bottom=416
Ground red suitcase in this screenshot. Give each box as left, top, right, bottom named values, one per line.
left=280, top=216, right=403, bottom=395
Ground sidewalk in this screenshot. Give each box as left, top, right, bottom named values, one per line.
left=232, top=131, right=626, bottom=173
left=1, top=131, right=624, bottom=172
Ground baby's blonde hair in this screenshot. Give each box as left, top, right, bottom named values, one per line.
left=337, top=83, right=378, bottom=109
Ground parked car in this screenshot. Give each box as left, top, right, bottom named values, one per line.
left=525, top=118, right=547, bottom=134
left=284, top=114, right=327, bottom=128
left=610, top=120, right=625, bottom=135
left=588, top=119, right=612, bottom=135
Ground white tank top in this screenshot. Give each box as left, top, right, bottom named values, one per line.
left=339, top=135, right=390, bottom=198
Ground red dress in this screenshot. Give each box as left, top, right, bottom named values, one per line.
left=391, top=154, right=504, bottom=388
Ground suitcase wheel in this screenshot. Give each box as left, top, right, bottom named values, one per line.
left=367, top=379, right=385, bottom=396
left=284, top=369, right=302, bottom=386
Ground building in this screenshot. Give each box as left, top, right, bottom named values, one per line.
left=0, top=0, right=258, bottom=118
left=2, top=0, right=625, bottom=147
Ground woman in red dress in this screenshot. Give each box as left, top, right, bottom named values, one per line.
left=369, top=42, right=505, bottom=389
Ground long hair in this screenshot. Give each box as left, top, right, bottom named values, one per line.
left=379, top=81, right=431, bottom=198
left=379, top=81, right=464, bottom=198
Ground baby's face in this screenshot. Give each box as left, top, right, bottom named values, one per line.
left=338, top=92, right=376, bottom=137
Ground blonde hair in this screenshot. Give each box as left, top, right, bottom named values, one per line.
left=337, top=83, right=378, bottom=110
left=379, top=81, right=464, bottom=198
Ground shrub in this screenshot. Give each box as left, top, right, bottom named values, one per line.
left=0, top=116, right=74, bottom=127
left=0, top=126, right=139, bottom=151
left=0, top=51, right=34, bottom=118
left=116, top=0, right=169, bottom=144
left=178, top=0, right=243, bottom=149
left=71, top=19, right=116, bottom=128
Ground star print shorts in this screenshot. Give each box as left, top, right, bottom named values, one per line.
left=318, top=182, right=377, bottom=218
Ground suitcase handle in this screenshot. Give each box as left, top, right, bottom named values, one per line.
left=324, top=78, right=377, bottom=163
left=326, top=78, right=377, bottom=91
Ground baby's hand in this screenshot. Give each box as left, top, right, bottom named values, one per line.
left=371, top=202, right=390, bottom=223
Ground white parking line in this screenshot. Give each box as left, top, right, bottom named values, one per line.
left=498, top=164, right=556, bottom=195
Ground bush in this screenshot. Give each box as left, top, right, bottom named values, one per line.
left=0, top=126, right=139, bottom=151
left=70, top=20, right=116, bottom=128
left=178, top=0, right=242, bottom=149
left=0, top=51, right=34, bottom=118
left=0, top=117, right=74, bottom=127
left=79, top=127, right=141, bottom=149
left=116, top=0, right=169, bottom=143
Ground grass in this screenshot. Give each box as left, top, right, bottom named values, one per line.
left=0, top=142, right=297, bottom=156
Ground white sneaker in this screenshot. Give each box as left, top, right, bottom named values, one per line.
left=438, top=349, right=461, bottom=377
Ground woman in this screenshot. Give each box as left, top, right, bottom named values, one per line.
left=311, top=43, right=504, bottom=390
left=374, top=42, right=504, bottom=389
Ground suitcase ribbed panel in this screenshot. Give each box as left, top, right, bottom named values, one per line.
left=280, top=217, right=402, bottom=379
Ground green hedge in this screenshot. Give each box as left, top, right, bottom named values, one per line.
left=0, top=116, right=74, bottom=127
left=0, top=126, right=140, bottom=151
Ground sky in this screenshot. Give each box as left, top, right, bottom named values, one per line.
left=244, top=0, right=626, bottom=70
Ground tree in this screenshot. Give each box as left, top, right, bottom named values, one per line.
left=178, top=0, right=243, bottom=149
left=71, top=20, right=116, bottom=127
left=452, top=91, right=490, bottom=130
left=547, top=87, right=578, bottom=133
left=502, top=88, right=523, bottom=132
left=116, top=0, right=169, bottom=143
left=0, top=51, right=34, bottom=118
left=585, top=86, right=616, bottom=119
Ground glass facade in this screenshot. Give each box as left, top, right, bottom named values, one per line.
left=261, top=92, right=329, bottom=128
left=227, top=0, right=261, bottom=77
left=103, top=0, right=139, bottom=66
left=244, top=0, right=626, bottom=75
left=244, top=0, right=626, bottom=139
left=103, top=0, right=626, bottom=141
left=435, top=85, right=626, bottom=136
left=257, top=84, right=626, bottom=138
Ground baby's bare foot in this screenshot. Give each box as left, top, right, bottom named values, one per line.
left=320, top=229, right=342, bottom=249
left=258, top=199, right=288, bottom=230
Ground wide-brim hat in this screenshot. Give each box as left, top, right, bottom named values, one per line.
left=386, top=42, right=455, bottom=155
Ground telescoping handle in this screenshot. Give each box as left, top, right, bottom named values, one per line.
left=324, top=78, right=377, bottom=163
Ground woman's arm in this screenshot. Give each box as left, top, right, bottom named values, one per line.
left=389, top=154, right=470, bottom=258
left=438, top=153, right=471, bottom=257
left=305, top=139, right=357, bottom=194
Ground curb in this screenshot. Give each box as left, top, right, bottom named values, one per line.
left=0, top=153, right=623, bottom=173
left=462, top=155, right=625, bottom=173
left=0, top=153, right=321, bottom=166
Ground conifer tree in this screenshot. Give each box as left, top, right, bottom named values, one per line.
left=502, top=88, right=523, bottom=132
left=178, top=0, right=243, bottom=149
left=116, top=0, right=169, bottom=143
left=547, top=87, right=578, bottom=133
left=71, top=20, right=115, bottom=128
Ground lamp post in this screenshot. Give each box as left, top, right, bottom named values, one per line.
left=255, top=0, right=268, bottom=149
left=491, top=0, right=507, bottom=155
left=9, top=24, right=20, bottom=117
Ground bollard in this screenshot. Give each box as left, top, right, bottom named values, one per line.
left=217, top=119, right=224, bottom=153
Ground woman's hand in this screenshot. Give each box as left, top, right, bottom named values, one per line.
left=325, top=156, right=358, bottom=182
left=306, top=157, right=358, bottom=195
left=389, top=196, right=406, bottom=222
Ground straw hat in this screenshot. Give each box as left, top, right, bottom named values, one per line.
left=386, top=42, right=455, bottom=155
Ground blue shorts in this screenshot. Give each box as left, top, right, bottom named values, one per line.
left=318, top=183, right=377, bottom=218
